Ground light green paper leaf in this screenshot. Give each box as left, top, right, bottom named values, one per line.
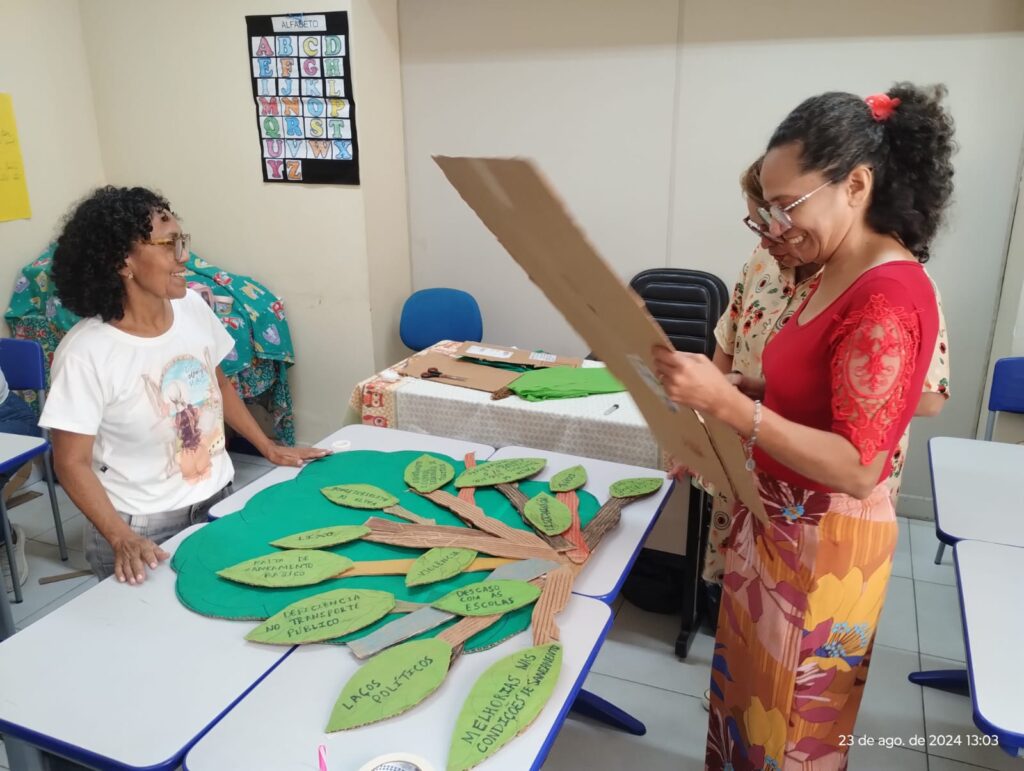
left=217, top=549, right=353, bottom=587
left=432, top=579, right=541, bottom=617
left=454, top=458, right=546, bottom=488
left=321, top=483, right=399, bottom=509
left=406, top=548, right=479, bottom=587
left=447, top=643, right=563, bottom=771
left=327, top=638, right=454, bottom=731
left=523, top=493, right=572, bottom=536
left=549, top=464, right=587, bottom=493
left=609, top=477, right=664, bottom=499
left=404, top=454, right=455, bottom=493
left=246, top=587, right=395, bottom=645
left=269, top=525, right=370, bottom=550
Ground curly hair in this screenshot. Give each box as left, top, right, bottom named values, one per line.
left=766, top=82, right=956, bottom=262
left=740, top=156, right=765, bottom=204
left=52, top=186, right=173, bottom=321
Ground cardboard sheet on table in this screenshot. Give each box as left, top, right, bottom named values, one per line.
left=433, top=156, right=765, bottom=518
left=453, top=341, right=581, bottom=369
left=396, top=350, right=521, bottom=394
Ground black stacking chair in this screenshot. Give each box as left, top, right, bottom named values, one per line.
left=627, top=268, right=729, bottom=658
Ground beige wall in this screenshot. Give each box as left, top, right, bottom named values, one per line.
left=400, top=0, right=1024, bottom=518
left=78, top=0, right=409, bottom=442
left=0, top=0, right=106, bottom=329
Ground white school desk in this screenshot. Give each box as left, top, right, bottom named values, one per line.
left=0, top=524, right=292, bottom=770
left=953, top=540, right=1024, bottom=756
left=184, top=596, right=613, bottom=771
left=486, top=445, right=673, bottom=603
left=209, top=424, right=496, bottom=519
left=370, top=364, right=662, bottom=469
left=929, top=437, right=1024, bottom=548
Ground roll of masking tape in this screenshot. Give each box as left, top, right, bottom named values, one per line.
left=331, top=440, right=352, bottom=453
left=357, top=753, right=434, bottom=771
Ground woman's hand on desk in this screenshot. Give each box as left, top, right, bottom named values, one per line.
left=111, top=532, right=170, bottom=585
left=262, top=443, right=330, bottom=468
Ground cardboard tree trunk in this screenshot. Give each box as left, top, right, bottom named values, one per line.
left=433, top=156, right=765, bottom=519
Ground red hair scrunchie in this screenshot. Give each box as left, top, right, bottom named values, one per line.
left=865, top=93, right=901, bottom=122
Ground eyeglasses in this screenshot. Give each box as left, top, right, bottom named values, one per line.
left=141, top=233, right=191, bottom=260
left=742, top=181, right=831, bottom=242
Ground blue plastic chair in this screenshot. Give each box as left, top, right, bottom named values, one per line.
left=934, top=356, right=1024, bottom=564
left=0, top=340, right=67, bottom=574
left=399, top=288, right=483, bottom=351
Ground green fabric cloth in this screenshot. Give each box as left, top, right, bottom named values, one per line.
left=507, top=366, right=625, bottom=402
left=5, top=246, right=297, bottom=443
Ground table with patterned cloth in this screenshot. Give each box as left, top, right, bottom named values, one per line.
left=6, top=247, right=296, bottom=444
left=349, top=341, right=662, bottom=468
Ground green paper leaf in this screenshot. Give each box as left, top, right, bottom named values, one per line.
left=406, top=548, right=479, bottom=587
left=549, top=464, right=587, bottom=493
left=609, top=477, right=664, bottom=499
left=454, top=458, right=546, bottom=488
left=432, top=579, right=541, bottom=617
left=269, top=525, right=370, bottom=550
left=404, top=454, right=455, bottom=493
left=447, top=643, right=563, bottom=771
left=217, top=549, right=354, bottom=587
left=246, top=588, right=396, bottom=645
left=523, top=493, right=572, bottom=536
left=327, top=638, right=454, bottom=731
left=321, top=483, right=399, bottom=509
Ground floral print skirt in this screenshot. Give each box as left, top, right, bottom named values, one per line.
left=705, top=473, right=897, bottom=771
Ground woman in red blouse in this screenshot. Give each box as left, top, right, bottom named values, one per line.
left=654, top=83, right=954, bottom=770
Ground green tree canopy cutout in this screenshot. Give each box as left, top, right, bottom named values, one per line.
left=217, top=549, right=354, bottom=588
left=172, top=450, right=599, bottom=650
left=406, top=548, right=479, bottom=588
left=609, top=477, right=664, bottom=499
left=433, top=580, right=541, bottom=617
left=327, top=638, right=454, bottom=731
left=270, top=525, right=370, bottom=550
left=523, top=492, right=572, bottom=536
left=454, top=458, right=546, bottom=488
left=247, top=588, right=395, bottom=645
left=448, top=643, right=563, bottom=771
left=404, top=454, right=456, bottom=493
left=321, top=483, right=399, bottom=509
left=549, top=464, right=587, bottom=493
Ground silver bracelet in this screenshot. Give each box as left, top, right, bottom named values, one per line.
left=744, top=400, right=762, bottom=472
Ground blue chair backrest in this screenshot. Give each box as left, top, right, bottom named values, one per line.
left=984, top=356, right=1024, bottom=441
left=400, top=288, right=483, bottom=351
left=0, top=338, right=47, bottom=392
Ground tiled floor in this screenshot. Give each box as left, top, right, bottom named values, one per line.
left=0, top=473, right=1017, bottom=770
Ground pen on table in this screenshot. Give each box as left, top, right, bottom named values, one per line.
left=603, top=404, right=619, bottom=416
left=318, top=744, right=328, bottom=771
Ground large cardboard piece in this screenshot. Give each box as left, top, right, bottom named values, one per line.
left=454, top=341, right=581, bottom=369
left=433, top=156, right=765, bottom=518
left=396, top=350, right=522, bottom=394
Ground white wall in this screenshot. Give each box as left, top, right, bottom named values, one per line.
left=78, top=0, right=410, bottom=442
left=0, top=0, right=106, bottom=328
left=400, top=0, right=1024, bottom=517
left=400, top=0, right=681, bottom=356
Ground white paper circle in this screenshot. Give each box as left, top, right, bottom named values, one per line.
left=357, top=752, right=434, bottom=771
left=331, top=440, right=353, bottom=453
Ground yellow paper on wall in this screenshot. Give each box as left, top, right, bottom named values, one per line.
left=0, top=94, right=31, bottom=222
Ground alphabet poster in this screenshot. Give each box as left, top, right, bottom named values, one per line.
left=246, top=11, right=360, bottom=185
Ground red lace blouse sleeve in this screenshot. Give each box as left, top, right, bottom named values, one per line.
left=830, top=283, right=922, bottom=465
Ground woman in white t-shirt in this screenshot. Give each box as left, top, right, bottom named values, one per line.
left=40, top=187, right=327, bottom=585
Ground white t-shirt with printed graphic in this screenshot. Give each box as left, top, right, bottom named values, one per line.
left=40, top=290, right=236, bottom=516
